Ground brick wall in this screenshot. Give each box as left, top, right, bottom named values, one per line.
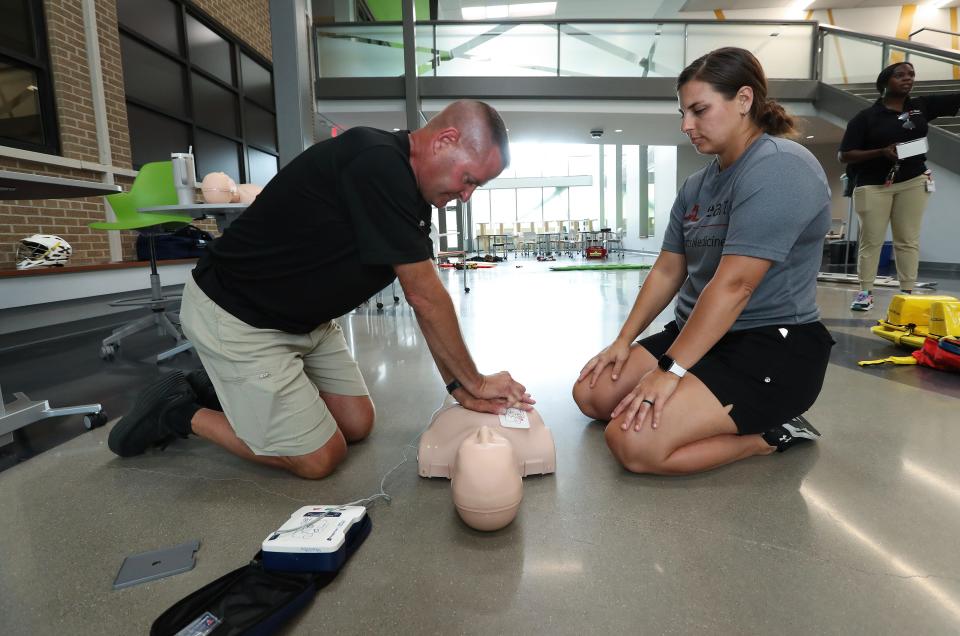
left=0, top=164, right=125, bottom=266
left=192, top=0, right=273, bottom=62
left=0, top=0, right=270, bottom=271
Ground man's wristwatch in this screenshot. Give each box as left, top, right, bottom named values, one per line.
left=445, top=379, right=462, bottom=394
left=657, top=354, right=687, bottom=378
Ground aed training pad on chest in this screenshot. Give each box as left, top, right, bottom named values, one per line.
left=418, top=400, right=556, bottom=479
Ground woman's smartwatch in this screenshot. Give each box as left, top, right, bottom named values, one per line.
left=657, top=354, right=687, bottom=378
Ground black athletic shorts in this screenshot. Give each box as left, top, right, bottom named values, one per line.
left=638, top=320, right=835, bottom=435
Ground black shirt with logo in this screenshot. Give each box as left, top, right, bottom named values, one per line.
left=839, top=93, right=960, bottom=186
left=192, top=127, right=432, bottom=333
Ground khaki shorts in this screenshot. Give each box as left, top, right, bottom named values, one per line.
left=180, top=276, right=369, bottom=457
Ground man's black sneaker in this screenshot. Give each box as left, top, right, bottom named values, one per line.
left=762, top=415, right=822, bottom=453
left=108, top=371, right=198, bottom=457
left=186, top=368, right=222, bottom=411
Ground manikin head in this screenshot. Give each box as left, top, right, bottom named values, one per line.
left=408, top=100, right=510, bottom=209
left=451, top=426, right=523, bottom=531
left=201, top=171, right=238, bottom=203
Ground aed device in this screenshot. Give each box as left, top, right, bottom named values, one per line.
left=261, top=505, right=371, bottom=573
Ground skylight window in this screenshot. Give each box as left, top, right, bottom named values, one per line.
left=461, top=2, right=558, bottom=20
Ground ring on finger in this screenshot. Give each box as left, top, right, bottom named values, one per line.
left=641, top=398, right=654, bottom=406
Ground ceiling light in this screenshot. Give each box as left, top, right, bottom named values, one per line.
left=461, top=7, right=486, bottom=19
left=615, top=129, right=623, bottom=133
left=931, top=0, right=951, bottom=8
left=509, top=2, right=557, bottom=18
left=806, top=135, right=815, bottom=139
left=462, top=2, right=556, bottom=20
left=393, top=128, right=400, bottom=131
left=486, top=5, right=508, bottom=18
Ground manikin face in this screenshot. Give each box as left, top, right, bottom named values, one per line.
left=677, top=79, right=752, bottom=158
left=418, top=129, right=504, bottom=209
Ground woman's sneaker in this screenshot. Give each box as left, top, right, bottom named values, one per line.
left=851, top=291, right=873, bottom=311
left=762, top=415, right=821, bottom=453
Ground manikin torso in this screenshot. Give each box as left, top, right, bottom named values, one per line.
left=418, top=397, right=556, bottom=478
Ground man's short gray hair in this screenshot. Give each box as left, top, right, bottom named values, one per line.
left=475, top=101, right=510, bottom=169
left=429, top=100, right=510, bottom=169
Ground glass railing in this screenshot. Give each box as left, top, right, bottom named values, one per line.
left=893, top=46, right=960, bottom=82
left=682, top=22, right=815, bottom=78
left=821, top=28, right=960, bottom=86
left=314, top=24, right=406, bottom=77
left=313, top=20, right=959, bottom=94
left=558, top=22, right=685, bottom=78
left=315, top=20, right=818, bottom=79
left=429, top=22, right=560, bottom=76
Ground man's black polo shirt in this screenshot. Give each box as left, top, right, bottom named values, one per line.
left=192, top=128, right=433, bottom=334
left=839, top=93, right=960, bottom=186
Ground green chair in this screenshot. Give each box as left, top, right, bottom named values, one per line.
left=89, top=161, right=195, bottom=363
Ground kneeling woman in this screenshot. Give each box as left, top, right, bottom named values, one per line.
left=573, top=47, right=834, bottom=475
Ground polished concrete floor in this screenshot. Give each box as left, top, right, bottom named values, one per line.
left=2, top=255, right=960, bottom=634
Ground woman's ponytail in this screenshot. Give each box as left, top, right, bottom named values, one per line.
left=757, top=99, right=798, bottom=138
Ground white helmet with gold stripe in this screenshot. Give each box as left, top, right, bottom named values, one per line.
left=15, top=234, right=72, bottom=270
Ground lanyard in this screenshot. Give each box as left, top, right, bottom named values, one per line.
left=884, top=162, right=899, bottom=187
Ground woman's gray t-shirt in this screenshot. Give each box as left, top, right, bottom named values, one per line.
left=661, top=134, right=830, bottom=331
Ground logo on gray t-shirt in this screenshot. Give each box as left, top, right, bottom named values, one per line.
left=662, top=135, right=831, bottom=331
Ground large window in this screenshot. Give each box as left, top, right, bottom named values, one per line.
left=470, top=143, right=601, bottom=231
left=0, top=0, right=59, bottom=154
left=118, top=0, right=278, bottom=185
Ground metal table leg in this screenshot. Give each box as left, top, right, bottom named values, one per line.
left=0, top=382, right=107, bottom=437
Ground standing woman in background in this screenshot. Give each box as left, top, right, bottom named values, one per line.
left=838, top=62, right=960, bottom=311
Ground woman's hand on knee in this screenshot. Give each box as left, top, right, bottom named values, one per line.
left=577, top=338, right=632, bottom=388
left=611, top=369, right=680, bottom=432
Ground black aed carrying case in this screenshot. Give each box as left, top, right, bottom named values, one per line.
left=151, top=514, right=371, bottom=636
left=137, top=225, right=214, bottom=261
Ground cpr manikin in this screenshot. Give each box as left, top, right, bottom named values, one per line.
left=200, top=172, right=263, bottom=204
left=418, top=396, right=556, bottom=531
left=201, top=172, right=237, bottom=203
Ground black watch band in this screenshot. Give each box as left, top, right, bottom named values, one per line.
left=658, top=354, right=687, bottom=378
left=657, top=354, right=674, bottom=372
left=445, top=379, right=462, bottom=394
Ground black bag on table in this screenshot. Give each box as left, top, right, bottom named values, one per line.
left=151, top=514, right=371, bottom=636
left=137, top=225, right=214, bottom=261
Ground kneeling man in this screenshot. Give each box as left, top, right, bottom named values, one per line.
left=108, top=101, right=533, bottom=479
